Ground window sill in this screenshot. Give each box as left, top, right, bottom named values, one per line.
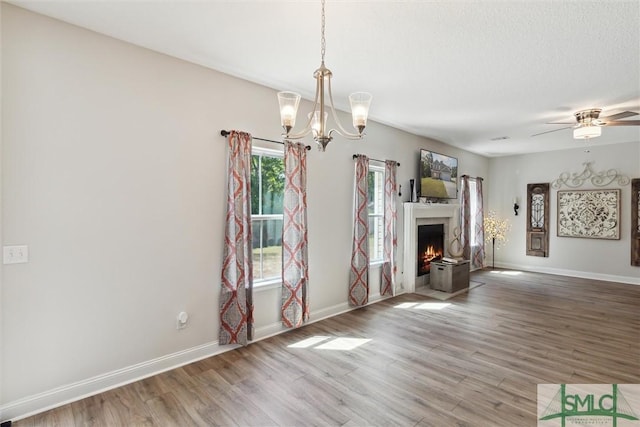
left=253, top=278, right=281, bottom=293
left=254, top=262, right=385, bottom=291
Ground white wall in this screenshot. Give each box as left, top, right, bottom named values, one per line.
left=0, top=4, right=489, bottom=420
left=0, top=1, right=4, bottom=416
left=487, top=141, right=640, bottom=284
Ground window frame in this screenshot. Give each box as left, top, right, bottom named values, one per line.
left=368, top=163, right=385, bottom=265
left=251, top=147, right=285, bottom=286
left=468, top=179, right=478, bottom=247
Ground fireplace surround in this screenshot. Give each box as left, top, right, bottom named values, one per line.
left=403, top=203, right=460, bottom=292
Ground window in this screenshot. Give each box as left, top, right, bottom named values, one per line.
left=251, top=149, right=284, bottom=283
left=469, top=179, right=478, bottom=246
left=368, top=164, right=385, bottom=263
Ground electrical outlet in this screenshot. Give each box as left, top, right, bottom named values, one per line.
left=3, top=245, right=29, bottom=264
left=176, top=311, right=189, bottom=330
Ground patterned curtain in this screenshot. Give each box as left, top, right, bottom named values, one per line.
left=281, top=141, right=309, bottom=328
left=349, top=155, right=369, bottom=307
left=460, top=175, right=472, bottom=262
left=381, top=160, right=398, bottom=296
left=219, top=131, right=254, bottom=346
left=471, top=178, right=485, bottom=269
left=460, top=175, right=485, bottom=269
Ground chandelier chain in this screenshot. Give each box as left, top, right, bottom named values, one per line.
left=320, top=0, right=326, bottom=63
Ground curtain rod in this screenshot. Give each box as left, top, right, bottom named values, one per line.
left=352, top=154, right=400, bottom=167
left=220, top=130, right=311, bottom=150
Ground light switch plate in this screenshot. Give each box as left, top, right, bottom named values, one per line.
left=3, top=245, right=29, bottom=264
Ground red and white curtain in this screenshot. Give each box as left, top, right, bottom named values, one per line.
left=281, top=141, right=309, bottom=328
left=381, top=160, right=398, bottom=296
left=349, top=155, right=369, bottom=307
left=472, top=178, right=485, bottom=269
left=460, top=175, right=485, bottom=270
left=219, top=131, right=254, bottom=345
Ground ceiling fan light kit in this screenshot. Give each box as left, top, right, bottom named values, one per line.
left=573, top=109, right=602, bottom=140
left=573, top=125, right=602, bottom=140
left=277, top=0, right=372, bottom=151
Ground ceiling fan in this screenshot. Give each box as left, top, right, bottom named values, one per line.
left=532, top=109, right=640, bottom=139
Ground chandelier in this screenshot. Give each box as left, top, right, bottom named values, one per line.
left=277, top=0, right=372, bottom=151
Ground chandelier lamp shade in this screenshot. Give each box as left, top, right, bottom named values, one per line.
left=277, top=0, right=372, bottom=151
left=573, top=125, right=602, bottom=140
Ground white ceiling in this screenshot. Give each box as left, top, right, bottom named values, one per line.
left=9, top=0, right=640, bottom=157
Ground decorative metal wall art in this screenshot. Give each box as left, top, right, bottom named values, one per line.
left=552, top=162, right=630, bottom=189
left=557, top=189, right=620, bottom=240
left=632, top=179, right=640, bottom=266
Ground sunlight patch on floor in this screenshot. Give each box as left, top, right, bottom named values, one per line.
left=395, top=302, right=419, bottom=309
left=415, top=302, right=451, bottom=310
left=287, top=336, right=371, bottom=351
left=287, top=336, right=331, bottom=348
left=394, top=302, right=452, bottom=310
left=316, top=337, right=372, bottom=350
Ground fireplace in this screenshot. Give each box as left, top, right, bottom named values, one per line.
left=402, top=203, right=460, bottom=292
left=417, top=224, right=444, bottom=276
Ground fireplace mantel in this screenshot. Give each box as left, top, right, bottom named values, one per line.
left=403, top=203, right=460, bottom=292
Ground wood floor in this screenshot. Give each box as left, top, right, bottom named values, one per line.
left=13, top=269, right=640, bottom=426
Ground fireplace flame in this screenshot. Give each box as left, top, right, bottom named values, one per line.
left=423, top=245, right=439, bottom=261
left=421, top=245, right=443, bottom=273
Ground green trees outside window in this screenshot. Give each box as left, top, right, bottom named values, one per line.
left=368, top=166, right=385, bottom=262
left=251, top=152, right=284, bottom=282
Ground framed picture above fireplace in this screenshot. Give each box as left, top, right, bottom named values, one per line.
left=419, top=149, right=458, bottom=199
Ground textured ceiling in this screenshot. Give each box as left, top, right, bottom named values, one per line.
left=9, top=0, right=640, bottom=157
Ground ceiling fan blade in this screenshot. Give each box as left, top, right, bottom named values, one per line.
left=531, top=126, right=573, bottom=137
left=601, top=120, right=640, bottom=126
left=601, top=111, right=638, bottom=121
left=547, top=121, right=575, bottom=125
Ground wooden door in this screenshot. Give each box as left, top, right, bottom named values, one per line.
left=526, top=183, right=549, bottom=257
left=632, top=178, right=640, bottom=266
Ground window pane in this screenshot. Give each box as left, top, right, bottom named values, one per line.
left=369, top=215, right=384, bottom=262
left=251, top=155, right=261, bottom=215
left=367, top=167, right=385, bottom=262
left=368, top=169, right=384, bottom=215
left=252, top=218, right=283, bottom=281
left=368, top=171, right=376, bottom=214
left=469, top=180, right=478, bottom=246
left=251, top=153, right=285, bottom=216
left=260, top=156, right=285, bottom=215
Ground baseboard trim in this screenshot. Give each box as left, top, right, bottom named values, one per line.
left=1, top=289, right=397, bottom=423
left=252, top=291, right=390, bottom=342
left=495, top=262, right=640, bottom=285
left=0, top=340, right=232, bottom=423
